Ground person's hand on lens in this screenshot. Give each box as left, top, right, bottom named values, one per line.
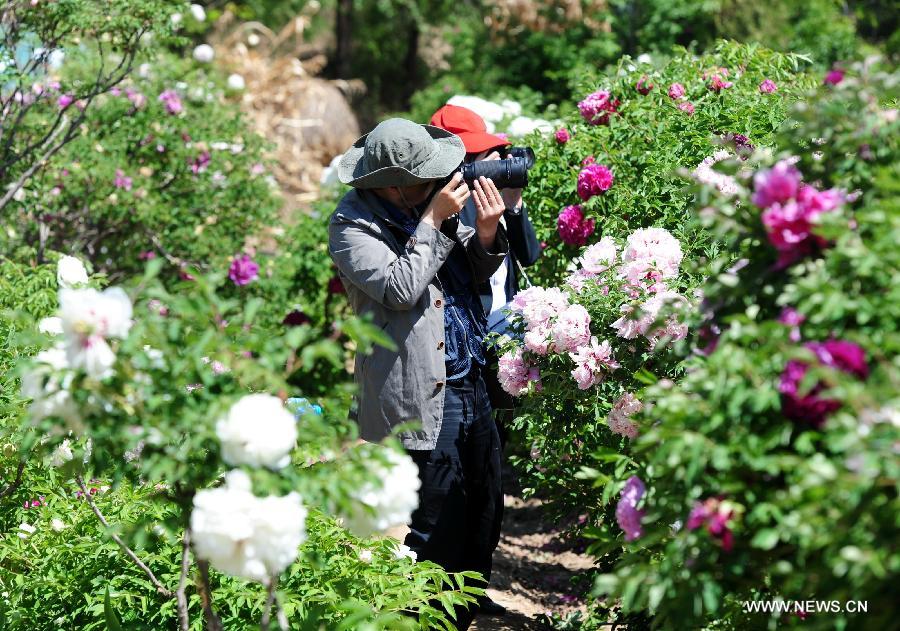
left=473, top=176, right=505, bottom=249
left=422, top=173, right=469, bottom=230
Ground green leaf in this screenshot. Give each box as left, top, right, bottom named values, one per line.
left=104, top=587, right=124, bottom=631
left=750, top=529, right=779, bottom=550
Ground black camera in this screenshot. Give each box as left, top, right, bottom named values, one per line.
left=452, top=146, right=535, bottom=190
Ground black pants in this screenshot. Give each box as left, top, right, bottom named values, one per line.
left=405, top=367, right=503, bottom=629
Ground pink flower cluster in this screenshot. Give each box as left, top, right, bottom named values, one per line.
left=615, top=476, right=645, bottom=541
left=580, top=237, right=617, bottom=274
left=114, top=169, right=133, bottom=191
left=611, top=290, right=688, bottom=343
left=158, top=89, right=183, bottom=115
left=687, top=497, right=736, bottom=551
left=706, top=68, right=733, bottom=92
left=497, top=348, right=542, bottom=396
left=557, top=205, right=595, bottom=247
left=510, top=286, right=571, bottom=355
left=608, top=392, right=641, bottom=438
left=693, top=149, right=739, bottom=196
left=758, top=79, right=778, bottom=94
left=753, top=160, right=844, bottom=266
left=551, top=304, right=592, bottom=353
left=620, top=227, right=683, bottom=286
left=780, top=340, right=868, bottom=427
left=228, top=254, right=259, bottom=286
left=577, top=163, right=614, bottom=201
left=569, top=337, right=619, bottom=390
left=577, top=89, right=620, bottom=126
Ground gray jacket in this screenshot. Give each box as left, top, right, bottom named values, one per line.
left=328, top=188, right=508, bottom=450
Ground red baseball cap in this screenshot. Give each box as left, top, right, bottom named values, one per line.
left=430, top=104, right=510, bottom=154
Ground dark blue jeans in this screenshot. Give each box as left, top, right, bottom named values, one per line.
left=405, top=367, right=503, bottom=629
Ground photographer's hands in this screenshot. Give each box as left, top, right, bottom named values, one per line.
left=472, top=176, right=505, bottom=249
left=420, top=173, right=470, bottom=232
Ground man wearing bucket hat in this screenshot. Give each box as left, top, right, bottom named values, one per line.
left=328, top=118, right=509, bottom=628
left=429, top=104, right=542, bottom=617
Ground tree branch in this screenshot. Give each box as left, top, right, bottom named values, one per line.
left=177, top=528, right=192, bottom=631
left=75, top=475, right=173, bottom=599
left=0, top=461, right=26, bottom=499
left=195, top=559, right=224, bottom=631
left=0, top=114, right=69, bottom=212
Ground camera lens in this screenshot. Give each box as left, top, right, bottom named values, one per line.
left=461, top=158, right=528, bottom=189
left=506, top=147, right=535, bottom=169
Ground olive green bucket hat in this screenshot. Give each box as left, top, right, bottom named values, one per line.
left=338, top=118, right=465, bottom=189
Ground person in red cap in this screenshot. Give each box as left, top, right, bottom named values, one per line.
left=430, top=103, right=542, bottom=618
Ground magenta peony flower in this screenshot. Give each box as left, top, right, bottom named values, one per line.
left=824, top=68, right=844, bottom=86
left=555, top=128, right=571, bottom=144
left=158, top=89, right=183, bottom=115
left=778, top=307, right=805, bottom=342
left=557, top=205, right=596, bottom=247
left=282, top=310, right=311, bottom=327
left=577, top=163, right=614, bottom=201
left=228, top=254, right=259, bottom=286
left=677, top=101, right=695, bottom=115
left=752, top=160, right=801, bottom=208
left=635, top=75, right=653, bottom=95
left=687, top=497, right=735, bottom=551
left=327, top=275, right=345, bottom=295
left=759, top=79, right=778, bottom=93
left=779, top=340, right=868, bottom=427
left=138, top=250, right=156, bottom=261
left=615, top=476, right=645, bottom=541
left=114, top=169, right=133, bottom=191
left=190, top=151, right=211, bottom=174
left=667, top=83, right=685, bottom=100
left=577, top=89, right=620, bottom=125
left=57, top=94, right=74, bottom=109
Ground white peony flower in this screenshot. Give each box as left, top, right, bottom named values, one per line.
left=49, top=439, right=74, bottom=467
left=226, top=73, right=245, bottom=91
left=358, top=548, right=373, bottom=563
left=18, top=522, right=36, bottom=539
left=193, top=44, right=215, bottom=63
left=51, top=518, right=66, bottom=532
left=506, top=116, right=554, bottom=137
left=216, top=394, right=297, bottom=469
left=39, top=316, right=63, bottom=336
left=21, top=346, right=78, bottom=423
left=341, top=449, right=420, bottom=537
left=392, top=543, right=417, bottom=562
left=59, top=287, right=133, bottom=378
left=190, top=4, right=206, bottom=21
left=191, top=470, right=307, bottom=582
left=56, top=255, right=88, bottom=288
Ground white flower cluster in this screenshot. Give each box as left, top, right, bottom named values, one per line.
left=446, top=94, right=554, bottom=137
left=692, top=149, right=740, bottom=196
left=341, top=449, right=420, bottom=537
left=216, top=394, right=298, bottom=469
left=191, top=470, right=307, bottom=583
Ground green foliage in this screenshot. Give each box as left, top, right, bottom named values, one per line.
left=3, top=46, right=279, bottom=283
left=589, top=60, right=899, bottom=629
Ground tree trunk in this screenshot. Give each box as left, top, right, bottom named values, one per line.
left=335, top=0, right=353, bottom=78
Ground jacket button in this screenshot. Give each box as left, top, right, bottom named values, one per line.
left=437, top=341, right=444, bottom=350
left=434, top=299, right=443, bottom=307
left=435, top=380, right=444, bottom=389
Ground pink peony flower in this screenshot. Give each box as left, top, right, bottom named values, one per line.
left=57, top=94, right=74, bottom=109
left=190, top=151, right=211, bottom=174
left=555, top=128, right=571, bottom=144
left=138, top=250, right=156, bottom=261
left=687, top=497, right=735, bottom=551
left=158, top=89, right=183, bottom=115
left=557, top=205, right=595, bottom=247
left=667, top=83, right=685, bottom=100
left=758, top=79, right=777, bottom=93
left=760, top=181, right=844, bottom=266
left=693, top=149, right=738, bottom=196
left=125, top=88, right=146, bottom=108
left=620, top=227, right=683, bottom=286
left=635, top=75, right=653, bottom=95
left=752, top=160, right=801, bottom=208
left=565, top=269, right=596, bottom=292
left=677, top=101, right=695, bottom=115
left=608, top=392, right=641, bottom=438
left=824, top=68, right=844, bottom=86
left=615, top=476, right=645, bottom=541
left=497, top=348, right=541, bottom=396
left=228, top=254, right=259, bottom=286
left=612, top=291, right=687, bottom=342
left=113, top=169, right=132, bottom=191
left=569, top=337, right=619, bottom=390
left=511, top=286, right=571, bottom=330
left=250, top=162, right=265, bottom=176
left=577, top=89, right=620, bottom=125
left=524, top=325, right=551, bottom=355
left=577, top=164, right=614, bottom=201
left=708, top=74, right=733, bottom=92
left=580, top=236, right=617, bottom=274
left=581, top=155, right=595, bottom=166
left=551, top=304, right=592, bottom=353
left=779, top=340, right=868, bottom=427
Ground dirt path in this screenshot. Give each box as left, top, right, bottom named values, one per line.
left=388, top=471, right=595, bottom=630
